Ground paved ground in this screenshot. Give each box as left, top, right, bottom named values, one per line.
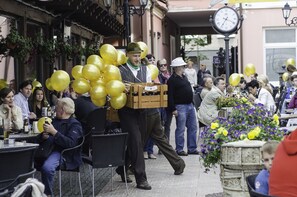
left=44, top=118, right=223, bottom=197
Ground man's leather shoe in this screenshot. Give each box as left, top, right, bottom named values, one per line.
left=115, top=168, right=132, bottom=183
left=174, top=161, right=185, bottom=175
left=137, top=181, right=152, bottom=190
left=188, top=150, right=199, bottom=155
left=177, top=151, right=188, bottom=156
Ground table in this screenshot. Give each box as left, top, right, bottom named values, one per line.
left=0, top=133, right=38, bottom=142
left=0, top=140, right=39, bottom=151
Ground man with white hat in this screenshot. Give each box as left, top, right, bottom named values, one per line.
left=167, top=57, right=198, bottom=156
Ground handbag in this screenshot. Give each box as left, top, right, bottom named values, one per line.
left=34, top=139, right=54, bottom=161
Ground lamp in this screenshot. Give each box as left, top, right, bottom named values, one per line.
left=282, top=3, right=297, bottom=26
left=104, top=0, right=148, bottom=45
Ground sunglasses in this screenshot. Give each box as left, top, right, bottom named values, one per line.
left=160, top=64, right=167, bottom=67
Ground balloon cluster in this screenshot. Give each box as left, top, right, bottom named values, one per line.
left=69, top=42, right=149, bottom=109
left=45, top=70, right=70, bottom=92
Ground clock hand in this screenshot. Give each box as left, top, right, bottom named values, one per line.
left=221, top=17, right=228, bottom=27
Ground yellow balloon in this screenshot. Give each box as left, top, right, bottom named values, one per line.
left=37, top=117, right=52, bottom=132
left=282, top=72, right=289, bottom=81
left=147, top=64, right=159, bottom=80
left=244, top=63, right=256, bottom=77
left=286, top=58, right=296, bottom=67
left=104, top=65, right=121, bottom=82
left=106, top=80, right=125, bottom=97
left=137, top=41, right=148, bottom=59
left=90, top=78, right=105, bottom=87
left=82, top=64, right=101, bottom=81
left=51, top=70, right=70, bottom=91
left=117, top=50, right=127, bottom=66
left=91, top=97, right=106, bottom=107
left=90, top=85, right=107, bottom=99
left=71, top=65, right=83, bottom=79
left=32, top=80, right=42, bottom=88
left=99, top=44, right=118, bottom=65
left=229, top=73, right=241, bottom=87
left=0, top=79, right=8, bottom=90
left=72, top=78, right=90, bottom=94
left=110, top=93, right=127, bottom=109
left=45, top=78, right=54, bottom=91
left=87, top=55, right=105, bottom=71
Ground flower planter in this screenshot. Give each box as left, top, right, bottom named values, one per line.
left=220, top=140, right=265, bottom=197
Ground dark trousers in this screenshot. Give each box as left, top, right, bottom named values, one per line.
left=118, top=107, right=147, bottom=184
left=146, top=112, right=184, bottom=171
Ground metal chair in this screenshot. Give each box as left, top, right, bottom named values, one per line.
left=0, top=147, right=37, bottom=196
left=246, top=174, right=274, bottom=197
left=58, top=136, right=85, bottom=197
left=82, top=133, right=129, bottom=197
left=86, top=107, right=107, bottom=134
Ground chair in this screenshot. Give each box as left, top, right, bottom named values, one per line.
left=86, top=107, right=107, bottom=134
left=83, top=133, right=129, bottom=197
left=0, top=147, right=37, bottom=195
left=246, top=174, right=274, bottom=197
left=58, top=136, right=85, bottom=197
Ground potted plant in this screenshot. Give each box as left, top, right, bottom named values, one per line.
left=199, top=103, right=288, bottom=171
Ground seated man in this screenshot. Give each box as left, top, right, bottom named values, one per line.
left=246, top=80, right=275, bottom=111
left=36, top=98, right=83, bottom=196
left=255, top=140, right=279, bottom=195
left=269, top=129, right=297, bottom=197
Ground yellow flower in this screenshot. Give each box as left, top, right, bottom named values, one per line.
left=247, top=130, right=256, bottom=140
left=240, top=134, right=247, bottom=140
left=211, top=122, right=219, bottom=130
left=218, top=127, right=225, bottom=134
left=222, top=129, right=228, bottom=136
left=273, top=114, right=279, bottom=121
left=254, top=127, right=261, bottom=136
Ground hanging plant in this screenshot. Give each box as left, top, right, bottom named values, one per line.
left=85, top=44, right=97, bottom=57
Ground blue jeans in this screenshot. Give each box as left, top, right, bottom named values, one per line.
left=175, top=104, right=197, bottom=153
left=41, top=151, right=61, bottom=195
left=144, top=137, right=154, bottom=154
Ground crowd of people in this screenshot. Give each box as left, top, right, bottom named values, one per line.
left=3, top=41, right=297, bottom=197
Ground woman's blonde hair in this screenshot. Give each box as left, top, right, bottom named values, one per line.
left=257, top=74, right=273, bottom=94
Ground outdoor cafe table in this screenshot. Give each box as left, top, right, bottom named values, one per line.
left=0, top=133, right=38, bottom=143
left=279, top=114, right=297, bottom=120
left=0, top=140, right=39, bottom=151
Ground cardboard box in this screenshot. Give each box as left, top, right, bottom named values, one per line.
left=125, top=83, right=168, bottom=109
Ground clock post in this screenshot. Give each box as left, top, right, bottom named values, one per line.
left=210, top=4, right=243, bottom=81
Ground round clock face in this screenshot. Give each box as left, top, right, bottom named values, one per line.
left=213, top=7, right=239, bottom=33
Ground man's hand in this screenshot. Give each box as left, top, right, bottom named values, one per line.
left=43, top=122, right=57, bottom=136
left=248, top=94, right=256, bottom=102
left=172, top=110, right=178, bottom=117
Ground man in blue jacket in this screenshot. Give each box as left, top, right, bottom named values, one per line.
left=39, top=97, right=83, bottom=196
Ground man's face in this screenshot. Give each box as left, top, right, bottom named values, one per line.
left=248, top=86, right=257, bottom=95
left=262, top=152, right=274, bottom=171
left=127, top=52, right=141, bottom=66
left=216, top=79, right=226, bottom=92
left=205, top=78, right=213, bottom=89
left=20, top=84, right=32, bottom=98
left=200, top=64, right=206, bottom=71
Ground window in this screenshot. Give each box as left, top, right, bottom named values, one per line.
left=264, top=28, right=297, bottom=82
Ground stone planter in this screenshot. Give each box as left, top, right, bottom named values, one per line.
left=220, top=140, right=265, bottom=197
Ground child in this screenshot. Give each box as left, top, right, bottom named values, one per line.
left=255, top=140, right=279, bottom=195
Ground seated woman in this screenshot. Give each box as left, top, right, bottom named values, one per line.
left=30, top=87, right=48, bottom=118
left=0, top=87, right=23, bottom=130
left=36, top=98, right=83, bottom=197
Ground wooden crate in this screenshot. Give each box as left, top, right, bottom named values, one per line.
left=125, top=83, right=168, bottom=109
